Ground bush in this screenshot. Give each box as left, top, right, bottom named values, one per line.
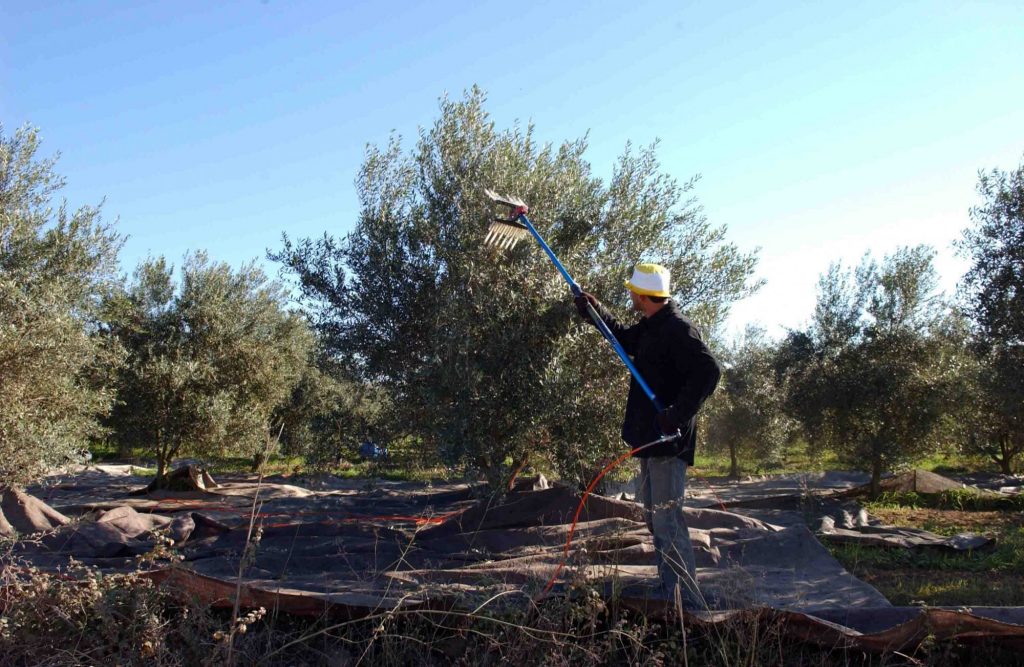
left=0, top=562, right=208, bottom=665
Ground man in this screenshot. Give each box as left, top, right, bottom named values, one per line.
left=575, top=263, right=721, bottom=608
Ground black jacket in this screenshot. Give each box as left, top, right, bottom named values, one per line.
left=591, top=300, right=721, bottom=462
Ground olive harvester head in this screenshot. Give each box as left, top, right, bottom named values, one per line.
left=482, top=188, right=532, bottom=249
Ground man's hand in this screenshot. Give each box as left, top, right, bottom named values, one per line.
left=656, top=407, right=680, bottom=436
left=574, top=291, right=600, bottom=320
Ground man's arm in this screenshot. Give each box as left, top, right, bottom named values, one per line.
left=661, top=323, right=722, bottom=429
left=574, top=292, right=642, bottom=355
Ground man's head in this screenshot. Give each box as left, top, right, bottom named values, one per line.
left=625, top=263, right=671, bottom=316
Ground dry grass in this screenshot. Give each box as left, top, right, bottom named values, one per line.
left=2, top=545, right=1020, bottom=666
left=0, top=565, right=908, bottom=667
left=4, top=468, right=1023, bottom=665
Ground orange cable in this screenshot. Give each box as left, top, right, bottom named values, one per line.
left=540, top=445, right=645, bottom=596
left=539, top=439, right=726, bottom=598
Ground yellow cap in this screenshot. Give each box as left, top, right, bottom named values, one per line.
left=624, top=263, right=671, bottom=297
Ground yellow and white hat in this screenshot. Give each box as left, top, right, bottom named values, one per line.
left=625, top=263, right=671, bottom=297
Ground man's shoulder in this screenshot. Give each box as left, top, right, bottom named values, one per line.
left=657, top=305, right=708, bottom=346
left=660, top=302, right=697, bottom=330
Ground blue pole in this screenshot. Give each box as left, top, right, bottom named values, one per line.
left=516, top=212, right=666, bottom=413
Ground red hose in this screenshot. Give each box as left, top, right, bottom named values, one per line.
left=539, top=442, right=727, bottom=598
left=540, top=445, right=646, bottom=596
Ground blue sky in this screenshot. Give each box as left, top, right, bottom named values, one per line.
left=3, top=1, right=1022, bottom=337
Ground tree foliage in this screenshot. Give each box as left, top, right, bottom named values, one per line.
left=273, top=357, right=388, bottom=470
left=959, top=157, right=1024, bottom=347
left=105, top=254, right=313, bottom=478
left=0, top=125, right=123, bottom=487
left=954, top=156, right=1024, bottom=473
left=271, top=87, right=761, bottom=486
left=706, top=327, right=795, bottom=477
left=781, top=246, right=951, bottom=495
left=952, top=340, right=1024, bottom=474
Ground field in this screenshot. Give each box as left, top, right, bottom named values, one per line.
left=1, top=459, right=1022, bottom=666
left=831, top=496, right=1024, bottom=608
left=685, top=451, right=1024, bottom=608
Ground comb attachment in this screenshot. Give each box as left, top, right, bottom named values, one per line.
left=484, top=220, right=532, bottom=249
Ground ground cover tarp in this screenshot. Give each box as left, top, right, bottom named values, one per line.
left=687, top=469, right=995, bottom=551
left=4, top=466, right=1023, bottom=652
left=846, top=468, right=1003, bottom=496
left=816, top=518, right=991, bottom=550
left=0, top=488, right=70, bottom=536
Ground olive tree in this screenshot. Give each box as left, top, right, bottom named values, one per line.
left=271, top=87, right=761, bottom=486
left=706, top=327, right=795, bottom=477
left=951, top=342, right=1024, bottom=474
left=783, top=247, right=952, bottom=496
left=959, top=157, right=1024, bottom=347
left=0, top=125, right=123, bottom=487
left=273, top=357, right=388, bottom=470
left=954, top=157, right=1024, bottom=473
left=105, top=254, right=313, bottom=480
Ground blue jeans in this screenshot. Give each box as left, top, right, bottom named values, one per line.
left=638, top=456, right=701, bottom=606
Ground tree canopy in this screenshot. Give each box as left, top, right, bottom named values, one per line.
left=0, top=125, right=123, bottom=487
left=959, top=157, right=1024, bottom=348
left=105, top=253, right=313, bottom=479
left=954, top=156, right=1024, bottom=473
left=706, top=326, right=795, bottom=477
left=781, top=246, right=952, bottom=495
left=272, top=87, right=761, bottom=485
